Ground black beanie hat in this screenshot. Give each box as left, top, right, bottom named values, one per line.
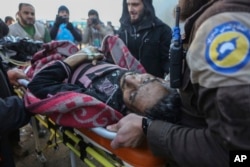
left=88, top=9, right=99, bottom=17
left=58, top=5, right=69, bottom=14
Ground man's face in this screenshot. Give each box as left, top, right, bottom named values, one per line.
left=6, top=20, right=15, bottom=26
left=88, top=14, right=98, bottom=25
left=126, top=0, right=144, bottom=23
left=120, top=72, right=169, bottom=113
left=18, top=5, right=35, bottom=26
left=58, top=10, right=69, bottom=19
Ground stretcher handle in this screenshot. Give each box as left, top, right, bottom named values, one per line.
left=91, top=127, right=116, bottom=140
left=18, top=79, right=117, bottom=140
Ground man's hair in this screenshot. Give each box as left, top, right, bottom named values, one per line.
left=145, top=88, right=181, bottom=123
left=88, top=9, right=99, bottom=17
left=18, top=3, right=33, bottom=11
left=4, top=16, right=14, bottom=23
left=58, top=5, right=69, bottom=14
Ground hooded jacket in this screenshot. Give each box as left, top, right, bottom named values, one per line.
left=118, top=0, right=172, bottom=78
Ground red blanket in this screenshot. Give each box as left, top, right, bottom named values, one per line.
left=24, top=91, right=122, bottom=128
left=24, top=37, right=145, bottom=128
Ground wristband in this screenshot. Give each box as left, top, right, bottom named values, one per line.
left=142, top=117, right=152, bottom=135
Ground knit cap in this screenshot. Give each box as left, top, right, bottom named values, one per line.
left=58, top=5, right=69, bottom=14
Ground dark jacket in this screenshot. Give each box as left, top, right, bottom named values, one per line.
left=0, top=60, right=31, bottom=167
left=147, top=0, right=250, bottom=167
left=118, top=0, right=172, bottom=78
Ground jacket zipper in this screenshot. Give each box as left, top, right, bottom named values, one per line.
left=139, top=31, right=149, bottom=61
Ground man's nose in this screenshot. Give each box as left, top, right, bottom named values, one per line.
left=125, top=74, right=140, bottom=88
left=128, top=5, right=134, bottom=13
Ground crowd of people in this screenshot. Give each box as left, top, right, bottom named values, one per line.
left=1, top=0, right=250, bottom=167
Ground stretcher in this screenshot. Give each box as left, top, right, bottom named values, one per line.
left=18, top=79, right=167, bottom=167
left=13, top=38, right=168, bottom=167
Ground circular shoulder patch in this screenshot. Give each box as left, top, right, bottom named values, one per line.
left=205, top=21, right=250, bottom=74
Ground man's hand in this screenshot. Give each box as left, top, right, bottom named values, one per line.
left=66, top=22, right=74, bottom=31
left=7, top=68, right=27, bottom=87
left=92, top=23, right=101, bottom=31
left=83, top=46, right=104, bottom=65
left=106, top=113, right=145, bottom=149
left=86, top=18, right=92, bottom=27
left=64, top=47, right=104, bottom=69
left=55, top=15, right=66, bottom=27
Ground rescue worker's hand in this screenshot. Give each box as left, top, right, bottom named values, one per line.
left=106, top=113, right=145, bottom=149
left=7, top=68, right=27, bottom=87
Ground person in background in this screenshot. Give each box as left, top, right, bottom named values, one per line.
left=117, top=0, right=172, bottom=78
left=107, top=21, right=117, bottom=35
left=7, top=2, right=49, bottom=146
left=0, top=18, right=31, bottom=167
left=82, top=9, right=113, bottom=48
left=8, top=3, right=51, bottom=43
left=50, top=5, right=82, bottom=44
left=4, top=16, right=15, bottom=26
left=107, top=0, right=250, bottom=167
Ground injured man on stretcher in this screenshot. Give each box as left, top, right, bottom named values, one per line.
left=27, top=48, right=180, bottom=125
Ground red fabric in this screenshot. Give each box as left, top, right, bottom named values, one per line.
left=27, top=40, right=79, bottom=78
left=24, top=91, right=122, bottom=128
left=24, top=37, right=144, bottom=128
left=101, top=35, right=146, bottom=73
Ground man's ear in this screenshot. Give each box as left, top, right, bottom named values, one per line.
left=16, top=11, right=20, bottom=18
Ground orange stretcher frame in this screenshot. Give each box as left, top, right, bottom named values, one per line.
left=77, top=128, right=167, bottom=167
left=33, top=114, right=167, bottom=167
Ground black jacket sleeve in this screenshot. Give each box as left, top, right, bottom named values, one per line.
left=28, top=61, right=84, bottom=99
left=0, top=96, right=31, bottom=134
left=50, top=25, right=59, bottom=40
left=0, top=61, right=31, bottom=134
left=147, top=85, right=250, bottom=167
left=68, top=26, right=82, bottom=42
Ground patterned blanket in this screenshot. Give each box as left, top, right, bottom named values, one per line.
left=24, top=36, right=145, bottom=128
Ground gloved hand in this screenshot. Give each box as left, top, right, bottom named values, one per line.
left=54, top=15, right=65, bottom=27
left=66, top=22, right=74, bottom=31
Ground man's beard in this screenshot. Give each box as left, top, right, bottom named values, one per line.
left=130, top=10, right=145, bottom=25
left=19, top=15, right=35, bottom=26
left=178, top=0, right=210, bottom=22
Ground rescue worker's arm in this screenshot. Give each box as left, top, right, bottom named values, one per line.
left=108, top=13, right=250, bottom=167
left=0, top=97, right=31, bottom=133
left=148, top=13, right=250, bottom=167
